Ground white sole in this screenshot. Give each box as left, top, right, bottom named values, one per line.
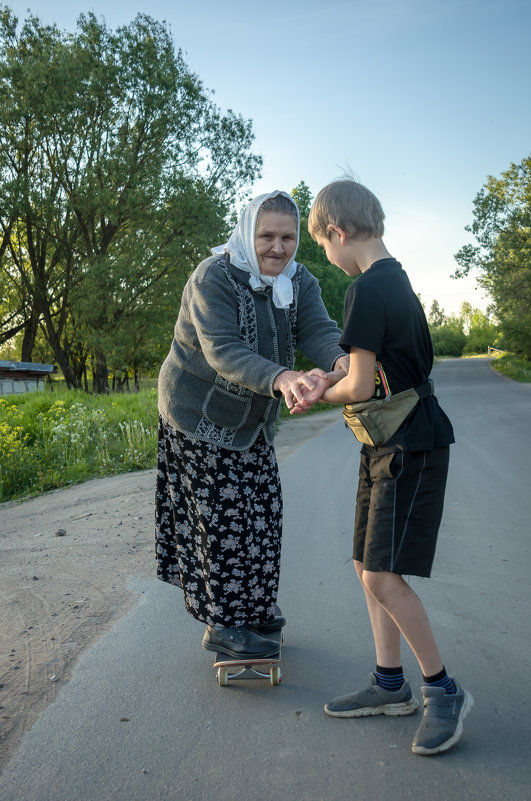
left=325, top=697, right=419, bottom=718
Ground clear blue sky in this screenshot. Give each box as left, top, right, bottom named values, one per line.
left=6, top=0, right=531, bottom=316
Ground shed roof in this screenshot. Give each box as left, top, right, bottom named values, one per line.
left=0, top=361, right=57, bottom=376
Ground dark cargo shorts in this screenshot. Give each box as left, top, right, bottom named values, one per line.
left=353, top=446, right=450, bottom=577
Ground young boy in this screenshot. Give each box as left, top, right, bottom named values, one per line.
left=304, top=179, right=473, bottom=756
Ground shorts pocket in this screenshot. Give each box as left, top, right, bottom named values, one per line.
left=368, top=452, right=403, bottom=482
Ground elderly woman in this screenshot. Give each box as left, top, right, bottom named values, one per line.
left=156, top=190, right=348, bottom=658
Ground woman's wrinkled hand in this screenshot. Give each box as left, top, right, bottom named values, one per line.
left=273, top=370, right=318, bottom=410
left=289, top=369, right=331, bottom=414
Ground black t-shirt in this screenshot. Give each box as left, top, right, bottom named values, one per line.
left=340, top=258, right=454, bottom=453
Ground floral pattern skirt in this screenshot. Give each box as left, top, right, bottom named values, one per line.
left=155, top=416, right=283, bottom=627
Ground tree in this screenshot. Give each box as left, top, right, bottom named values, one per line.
left=458, top=301, right=474, bottom=335
left=291, top=181, right=352, bottom=331
left=430, top=320, right=466, bottom=357
left=0, top=9, right=262, bottom=388
left=0, top=11, right=80, bottom=382
left=428, top=299, right=445, bottom=328
left=463, top=308, right=499, bottom=355
left=292, top=181, right=312, bottom=217
left=454, top=156, right=531, bottom=357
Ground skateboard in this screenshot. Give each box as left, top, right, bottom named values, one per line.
left=213, top=625, right=283, bottom=686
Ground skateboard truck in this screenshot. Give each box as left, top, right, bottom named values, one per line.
left=215, top=658, right=282, bottom=686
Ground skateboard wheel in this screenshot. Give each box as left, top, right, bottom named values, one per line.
left=217, top=667, right=229, bottom=686
left=270, top=666, right=282, bottom=686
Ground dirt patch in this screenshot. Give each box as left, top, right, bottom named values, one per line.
left=0, top=409, right=340, bottom=769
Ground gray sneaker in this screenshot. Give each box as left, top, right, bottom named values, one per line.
left=412, top=679, right=473, bottom=755
left=324, top=673, right=419, bottom=718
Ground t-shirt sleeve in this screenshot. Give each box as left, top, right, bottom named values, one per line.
left=339, top=279, right=385, bottom=355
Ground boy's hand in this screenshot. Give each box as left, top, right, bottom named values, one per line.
left=334, top=355, right=350, bottom=375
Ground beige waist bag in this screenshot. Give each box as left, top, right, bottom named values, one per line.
left=343, top=379, right=434, bottom=447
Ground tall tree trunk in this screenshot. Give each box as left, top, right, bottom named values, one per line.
left=92, top=348, right=109, bottom=394
left=39, top=309, right=76, bottom=388
left=51, top=344, right=76, bottom=388
left=69, top=343, right=88, bottom=390
left=20, top=305, right=39, bottom=362
left=50, top=344, right=76, bottom=388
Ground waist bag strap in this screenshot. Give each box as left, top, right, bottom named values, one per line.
left=414, top=378, right=434, bottom=399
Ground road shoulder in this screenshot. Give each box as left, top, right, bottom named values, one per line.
left=0, top=408, right=340, bottom=769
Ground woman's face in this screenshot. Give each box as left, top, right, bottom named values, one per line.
left=254, top=211, right=298, bottom=276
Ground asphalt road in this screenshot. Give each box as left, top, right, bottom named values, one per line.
left=1, top=358, right=530, bottom=801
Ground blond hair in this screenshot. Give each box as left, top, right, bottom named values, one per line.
left=308, top=179, right=385, bottom=241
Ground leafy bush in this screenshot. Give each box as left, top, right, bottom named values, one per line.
left=430, top=325, right=467, bottom=357
left=463, top=316, right=500, bottom=355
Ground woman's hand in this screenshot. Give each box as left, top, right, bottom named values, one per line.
left=273, top=370, right=320, bottom=411
left=289, top=369, right=331, bottom=414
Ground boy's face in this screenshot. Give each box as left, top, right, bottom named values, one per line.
left=314, top=231, right=360, bottom=277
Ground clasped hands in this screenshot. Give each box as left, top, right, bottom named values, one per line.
left=274, top=368, right=333, bottom=415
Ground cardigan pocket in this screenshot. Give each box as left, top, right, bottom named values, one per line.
left=202, top=386, right=252, bottom=431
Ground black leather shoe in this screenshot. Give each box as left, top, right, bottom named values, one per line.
left=248, top=614, right=286, bottom=634
left=202, top=626, right=279, bottom=659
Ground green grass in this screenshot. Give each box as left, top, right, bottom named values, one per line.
left=491, top=353, right=531, bottom=383
left=0, top=386, right=338, bottom=503
left=0, top=387, right=158, bottom=502
left=6, top=350, right=526, bottom=503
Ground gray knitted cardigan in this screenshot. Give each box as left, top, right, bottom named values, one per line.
left=158, top=255, right=345, bottom=450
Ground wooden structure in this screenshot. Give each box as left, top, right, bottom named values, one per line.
left=0, top=361, right=57, bottom=395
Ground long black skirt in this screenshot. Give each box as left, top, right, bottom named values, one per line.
left=155, top=417, right=283, bottom=628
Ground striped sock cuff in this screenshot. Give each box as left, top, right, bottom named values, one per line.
left=423, top=667, right=456, bottom=695
left=375, top=665, right=405, bottom=692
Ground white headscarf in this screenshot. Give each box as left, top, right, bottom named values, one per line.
left=211, top=190, right=300, bottom=309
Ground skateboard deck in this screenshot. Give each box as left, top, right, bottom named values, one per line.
left=213, top=626, right=283, bottom=686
